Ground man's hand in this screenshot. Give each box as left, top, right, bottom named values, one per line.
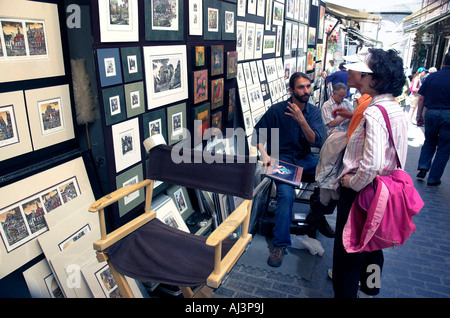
left=332, top=106, right=354, bottom=119
left=285, top=101, right=306, bottom=125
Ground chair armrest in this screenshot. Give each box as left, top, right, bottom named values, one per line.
left=89, top=179, right=153, bottom=212
left=206, top=199, right=251, bottom=246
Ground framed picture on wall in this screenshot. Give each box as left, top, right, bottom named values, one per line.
left=167, top=102, right=187, bottom=145
left=24, top=84, right=75, bottom=151
left=237, top=0, right=247, bottom=17
left=97, top=48, right=123, bottom=87
left=211, top=78, right=224, bottom=110
left=236, top=21, right=246, bottom=61
left=193, top=102, right=210, bottom=145
left=124, top=81, right=145, bottom=118
left=115, top=163, right=145, bottom=218
left=98, top=0, right=139, bottom=42
left=195, top=46, right=205, bottom=66
left=143, top=45, right=188, bottom=109
left=188, top=0, right=203, bottom=36
left=120, top=46, right=143, bottom=83
left=254, top=23, right=264, bottom=59
left=112, top=117, right=142, bottom=173
left=166, top=185, right=194, bottom=220
left=211, top=45, right=224, bottom=76
left=227, top=88, right=236, bottom=122
left=221, top=1, right=236, bottom=41
left=193, top=69, right=208, bottom=104
left=143, top=108, right=168, bottom=149
left=102, top=85, right=127, bottom=126
left=226, top=51, right=238, bottom=79
left=0, top=1, right=65, bottom=83
left=272, top=1, right=284, bottom=26
left=0, top=91, right=33, bottom=161
left=204, top=0, right=221, bottom=40
left=144, top=0, right=184, bottom=41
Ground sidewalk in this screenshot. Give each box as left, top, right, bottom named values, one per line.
left=215, top=123, right=450, bottom=298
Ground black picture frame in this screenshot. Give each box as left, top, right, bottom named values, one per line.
left=144, top=0, right=184, bottom=41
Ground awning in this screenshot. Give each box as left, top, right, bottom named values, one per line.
left=403, top=1, right=450, bottom=32
left=325, top=2, right=382, bottom=24
left=346, top=27, right=383, bottom=46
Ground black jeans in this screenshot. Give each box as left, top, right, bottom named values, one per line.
left=332, top=186, right=384, bottom=298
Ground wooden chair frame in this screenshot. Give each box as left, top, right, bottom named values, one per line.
left=89, top=179, right=253, bottom=298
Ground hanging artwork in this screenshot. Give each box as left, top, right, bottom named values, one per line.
left=193, top=69, right=208, bottom=104
left=143, top=45, right=188, bottom=109
left=112, top=117, right=142, bottom=173
left=145, top=0, right=184, bottom=41
left=226, top=51, right=238, bottom=79
left=98, top=0, right=139, bottom=42
left=211, top=45, right=224, bottom=76
left=211, top=78, right=224, bottom=109
left=188, top=0, right=203, bottom=36
left=203, top=0, right=221, bottom=40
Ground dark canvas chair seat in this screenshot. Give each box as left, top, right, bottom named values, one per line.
left=89, top=143, right=256, bottom=298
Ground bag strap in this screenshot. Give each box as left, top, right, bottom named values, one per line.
left=374, top=105, right=402, bottom=169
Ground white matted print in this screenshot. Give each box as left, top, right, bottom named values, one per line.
left=98, top=0, right=139, bottom=42
left=24, top=84, right=75, bottom=151
left=189, top=0, right=203, bottom=36
left=112, top=117, right=141, bottom=173
left=143, top=45, right=188, bottom=109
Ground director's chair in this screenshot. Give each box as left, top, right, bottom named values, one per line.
left=89, top=138, right=256, bottom=298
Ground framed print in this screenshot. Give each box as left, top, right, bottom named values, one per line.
left=115, top=164, right=144, bottom=218
left=155, top=196, right=189, bottom=233
left=226, top=51, right=238, bottom=79
left=263, top=35, right=276, bottom=55
left=237, top=0, right=247, bottom=17
left=307, top=48, right=315, bottom=71
left=112, top=117, right=142, bottom=173
left=167, top=185, right=193, bottom=220
left=210, top=45, right=224, bottom=76
left=236, top=63, right=246, bottom=88
left=102, top=85, right=126, bottom=126
left=286, top=0, right=295, bottom=19
left=98, top=0, right=139, bottom=42
left=222, top=1, right=236, bottom=41
left=242, top=62, right=253, bottom=86
left=284, top=20, right=292, bottom=56
left=0, top=1, right=64, bottom=83
left=247, top=83, right=264, bottom=112
left=298, top=23, right=306, bottom=52
left=308, top=27, right=316, bottom=46
left=211, top=110, right=222, bottom=132
left=275, top=57, right=284, bottom=78
left=227, top=88, right=236, bottom=122
left=272, top=1, right=284, bottom=26
left=0, top=156, right=95, bottom=279
left=247, top=0, right=257, bottom=15
left=193, top=102, right=210, bottom=144
left=249, top=61, right=259, bottom=84
left=24, top=84, right=75, bottom=151
left=144, top=0, right=184, bottom=41
left=256, top=60, right=266, bottom=81
left=143, top=108, right=167, bottom=148
left=194, top=46, right=205, bottom=67
left=292, top=23, right=299, bottom=50
left=244, top=22, right=255, bottom=60
left=236, top=21, right=246, bottom=61
left=189, top=0, right=203, bottom=36
left=238, top=87, right=250, bottom=113
left=143, top=45, right=188, bottom=109
left=203, top=0, right=221, bottom=40
left=265, top=0, right=273, bottom=30
left=0, top=91, right=32, bottom=161
left=167, top=102, right=187, bottom=145
left=254, top=23, right=264, bottom=59
left=124, top=81, right=145, bottom=118
left=242, top=110, right=254, bottom=136
left=211, top=78, right=224, bottom=110
left=193, top=69, right=208, bottom=104
left=264, top=58, right=278, bottom=82
left=23, top=259, right=64, bottom=298
left=318, top=5, right=325, bottom=40
left=97, top=48, right=123, bottom=87
left=120, top=46, right=143, bottom=83
left=276, top=25, right=283, bottom=56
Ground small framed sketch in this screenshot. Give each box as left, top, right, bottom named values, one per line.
left=203, top=0, right=221, bottom=40
left=143, top=45, right=188, bottom=109
left=193, top=70, right=208, bottom=104
left=254, top=23, right=264, bottom=59
left=144, top=0, right=184, bottom=41
left=222, top=1, right=236, bottom=41
left=24, top=84, right=75, bottom=151
left=226, top=51, right=238, bottom=79
left=155, top=196, right=189, bottom=232
left=236, top=21, right=246, bottom=61
left=143, top=108, right=168, bottom=149
left=124, top=82, right=145, bottom=118
left=97, top=48, right=123, bottom=87
left=115, top=163, right=144, bottom=218
left=189, top=0, right=203, bottom=36
left=272, top=1, right=284, bottom=26
left=238, top=87, right=250, bottom=113
left=112, top=117, right=142, bottom=173
left=167, top=185, right=193, bottom=220
left=98, top=0, right=139, bottom=42
left=210, top=45, right=224, bottom=76
left=244, top=22, right=255, bottom=60
left=167, top=102, right=187, bottom=145
left=236, top=63, right=246, bottom=88
left=194, top=46, right=205, bottom=67
left=211, top=78, right=224, bottom=110
left=120, top=46, right=143, bottom=83
left=102, top=86, right=127, bottom=126
left=0, top=91, right=32, bottom=161
left=193, top=102, right=210, bottom=145
left=211, top=110, right=222, bottom=132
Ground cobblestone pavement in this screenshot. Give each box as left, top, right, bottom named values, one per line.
left=215, top=123, right=450, bottom=298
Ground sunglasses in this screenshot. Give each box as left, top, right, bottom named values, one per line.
left=361, top=72, right=372, bottom=77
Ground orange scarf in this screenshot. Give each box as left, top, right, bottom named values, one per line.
left=347, top=94, right=372, bottom=141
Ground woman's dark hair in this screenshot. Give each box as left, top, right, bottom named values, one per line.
left=367, top=48, right=406, bottom=97
left=289, top=72, right=311, bottom=90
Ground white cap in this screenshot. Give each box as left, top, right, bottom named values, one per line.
left=343, top=47, right=370, bottom=63
left=344, top=54, right=373, bottom=73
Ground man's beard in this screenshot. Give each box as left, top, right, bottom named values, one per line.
left=293, top=92, right=310, bottom=103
